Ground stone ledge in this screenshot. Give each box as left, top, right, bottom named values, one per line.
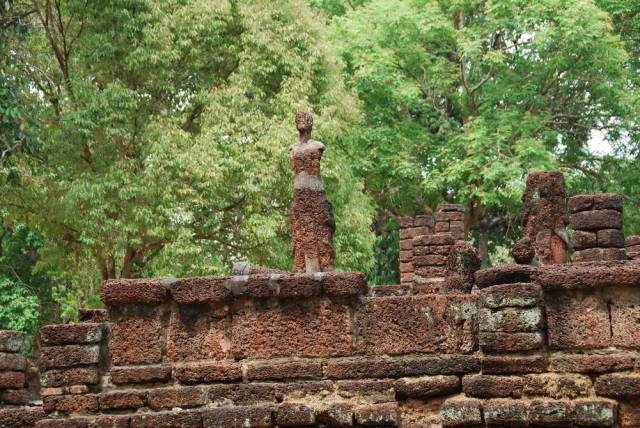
left=103, top=272, right=369, bottom=305
left=475, top=264, right=537, bottom=289
left=40, top=323, right=103, bottom=345
left=537, top=260, right=640, bottom=290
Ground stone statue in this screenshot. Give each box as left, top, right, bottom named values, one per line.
left=290, top=112, right=335, bottom=273
left=512, top=171, right=569, bottom=265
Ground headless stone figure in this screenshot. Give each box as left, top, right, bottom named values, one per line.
left=290, top=112, right=335, bottom=273
left=512, top=171, right=569, bottom=265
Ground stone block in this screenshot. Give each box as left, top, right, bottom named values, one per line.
left=110, top=364, right=172, bottom=385
left=231, top=299, right=352, bottom=359
left=414, top=266, right=446, bottom=278
left=1, top=407, right=46, bottom=427
left=44, top=394, right=99, bottom=414
left=399, top=262, right=413, bottom=273
left=336, top=379, right=395, bottom=403
left=483, top=399, right=529, bottom=426
left=172, top=361, right=242, bottom=384
left=40, top=323, right=103, bottom=345
left=0, top=388, right=30, bottom=405
left=354, top=402, right=398, bottom=426
left=399, top=250, right=413, bottom=262
left=101, top=278, right=167, bottom=305
left=36, top=418, right=92, bottom=428
left=399, top=216, right=414, bottom=228
left=170, top=276, right=230, bottom=304
left=148, top=386, right=206, bottom=410
left=479, top=332, right=543, bottom=353
left=435, top=222, right=450, bottom=232
left=167, top=305, right=226, bottom=362
left=570, top=209, right=623, bottom=230
left=415, top=214, right=435, bottom=227
left=413, top=254, right=448, bottom=266
left=574, top=247, right=627, bottom=262
left=529, top=400, right=574, bottom=426
left=595, top=373, right=640, bottom=398
left=395, top=375, right=460, bottom=398
left=399, top=273, right=414, bottom=285
left=481, top=283, right=542, bottom=309
left=549, top=351, right=638, bottom=373
left=0, top=330, right=25, bottom=352
left=438, top=203, right=464, bottom=212
left=0, top=351, right=26, bottom=371
left=355, top=295, right=477, bottom=355
left=370, top=284, right=412, bottom=297
left=275, top=274, right=322, bottom=298
left=130, top=410, right=202, bottom=428
left=399, top=239, right=413, bottom=250
left=546, top=291, right=611, bottom=349
left=620, top=399, right=640, bottom=427
left=275, top=380, right=333, bottom=400
left=573, top=399, right=617, bottom=427
left=208, top=383, right=275, bottom=405
left=41, top=366, right=99, bottom=387
left=570, top=195, right=594, bottom=213
left=572, top=230, right=597, bottom=250
left=414, top=245, right=453, bottom=256
left=524, top=373, right=591, bottom=399
left=414, top=234, right=456, bottom=247
left=474, top=264, right=537, bottom=288
left=321, top=272, right=368, bottom=296
left=437, top=211, right=464, bottom=222
left=202, top=405, right=274, bottom=428
left=537, top=260, right=640, bottom=290
left=324, top=355, right=479, bottom=379
left=462, top=374, right=524, bottom=398
left=98, top=390, right=146, bottom=410
left=593, top=194, right=624, bottom=211
left=479, top=306, right=542, bottom=332
left=481, top=354, right=547, bottom=374
left=246, top=360, right=323, bottom=381
left=400, top=226, right=431, bottom=239
left=440, top=398, right=482, bottom=427
left=276, top=402, right=315, bottom=427
left=628, top=235, right=640, bottom=246
left=597, top=228, right=625, bottom=247
left=109, top=306, right=163, bottom=365
left=39, top=344, right=100, bottom=369
left=610, top=289, right=640, bottom=348
left=317, top=402, right=354, bottom=427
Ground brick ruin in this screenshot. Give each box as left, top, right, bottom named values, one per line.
left=1, top=116, right=640, bottom=427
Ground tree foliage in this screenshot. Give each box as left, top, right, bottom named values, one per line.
left=1, top=0, right=374, bottom=316
left=328, top=0, right=639, bottom=272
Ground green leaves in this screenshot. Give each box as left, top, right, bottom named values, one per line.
left=0, top=0, right=375, bottom=313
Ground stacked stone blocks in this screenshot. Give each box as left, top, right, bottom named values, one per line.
left=627, top=235, right=640, bottom=261
left=0, top=330, right=45, bottom=426
left=398, top=213, right=434, bottom=285
left=435, top=203, right=465, bottom=240
left=569, top=194, right=627, bottom=262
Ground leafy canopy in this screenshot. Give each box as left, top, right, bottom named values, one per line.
left=1, top=0, right=374, bottom=316
left=328, top=0, right=639, bottom=271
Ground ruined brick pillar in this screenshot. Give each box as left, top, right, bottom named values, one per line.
left=435, top=204, right=465, bottom=240
left=441, top=241, right=481, bottom=294
left=627, top=236, right=640, bottom=261
left=569, top=194, right=627, bottom=262
left=0, top=330, right=45, bottom=425
left=512, top=171, right=568, bottom=265
left=399, top=213, right=434, bottom=285
left=290, top=112, right=335, bottom=273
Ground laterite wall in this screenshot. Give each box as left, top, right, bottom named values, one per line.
left=0, top=260, right=635, bottom=427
